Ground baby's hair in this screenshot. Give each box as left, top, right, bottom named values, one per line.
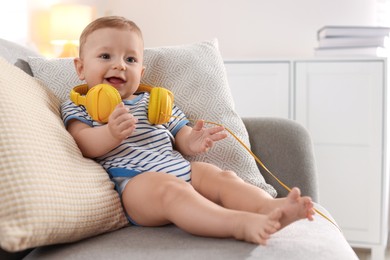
left=78, top=16, right=143, bottom=57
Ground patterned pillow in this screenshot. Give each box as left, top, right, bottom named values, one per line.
left=28, top=39, right=277, bottom=197
left=28, top=57, right=85, bottom=102
left=0, top=58, right=128, bottom=252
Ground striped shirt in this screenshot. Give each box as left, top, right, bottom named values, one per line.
left=61, top=92, right=191, bottom=193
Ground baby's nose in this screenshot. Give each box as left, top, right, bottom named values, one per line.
left=113, top=60, right=126, bottom=71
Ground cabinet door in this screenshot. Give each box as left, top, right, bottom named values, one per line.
left=295, top=61, right=384, bottom=245
left=224, top=61, right=290, bottom=118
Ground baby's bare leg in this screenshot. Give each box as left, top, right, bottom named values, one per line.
left=122, top=172, right=281, bottom=244
left=191, top=162, right=315, bottom=229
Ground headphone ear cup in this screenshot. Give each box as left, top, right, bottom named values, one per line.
left=85, top=84, right=122, bottom=123
left=148, top=87, right=173, bottom=124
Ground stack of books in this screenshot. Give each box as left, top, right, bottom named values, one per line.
left=314, top=26, right=390, bottom=57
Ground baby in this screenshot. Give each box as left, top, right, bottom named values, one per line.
left=61, top=16, right=315, bottom=245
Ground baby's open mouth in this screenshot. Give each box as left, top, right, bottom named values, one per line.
left=106, top=77, right=126, bottom=85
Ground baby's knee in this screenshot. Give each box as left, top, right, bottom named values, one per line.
left=158, top=177, right=194, bottom=204
left=220, top=170, right=242, bottom=181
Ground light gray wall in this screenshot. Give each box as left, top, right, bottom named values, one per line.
left=105, top=0, right=378, bottom=59
left=27, top=0, right=379, bottom=59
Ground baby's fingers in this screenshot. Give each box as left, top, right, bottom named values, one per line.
left=193, top=120, right=205, bottom=131
left=208, top=125, right=225, bottom=135
left=210, top=132, right=228, bottom=142
left=110, top=102, right=128, bottom=120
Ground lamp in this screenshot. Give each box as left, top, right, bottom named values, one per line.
left=50, top=4, right=93, bottom=57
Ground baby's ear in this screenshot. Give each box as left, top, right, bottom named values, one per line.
left=141, top=66, right=146, bottom=77
left=74, top=58, right=85, bottom=80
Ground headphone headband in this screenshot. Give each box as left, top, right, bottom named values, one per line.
left=70, top=84, right=89, bottom=107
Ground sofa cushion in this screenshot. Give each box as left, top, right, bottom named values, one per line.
left=0, top=38, right=41, bottom=76
left=28, top=39, right=277, bottom=197
left=0, top=58, right=128, bottom=252
left=0, top=38, right=39, bottom=68
left=23, top=204, right=358, bottom=260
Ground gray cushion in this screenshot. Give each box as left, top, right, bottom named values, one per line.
left=24, top=204, right=358, bottom=260
left=0, top=38, right=40, bottom=75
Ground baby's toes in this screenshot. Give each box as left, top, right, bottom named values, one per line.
left=267, top=208, right=282, bottom=233
left=287, top=187, right=301, bottom=201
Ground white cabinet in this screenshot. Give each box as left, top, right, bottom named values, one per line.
left=295, top=60, right=388, bottom=260
left=224, top=61, right=290, bottom=118
left=225, top=59, right=389, bottom=260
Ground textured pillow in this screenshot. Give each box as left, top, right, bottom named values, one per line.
left=28, top=57, right=85, bottom=102
left=28, top=39, right=277, bottom=197
left=0, top=58, right=128, bottom=252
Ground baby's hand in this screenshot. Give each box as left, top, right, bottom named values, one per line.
left=107, top=102, right=137, bottom=140
left=188, top=120, right=227, bottom=154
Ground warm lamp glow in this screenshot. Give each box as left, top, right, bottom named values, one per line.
left=50, top=4, right=93, bottom=57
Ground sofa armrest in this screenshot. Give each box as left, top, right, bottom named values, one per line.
left=242, top=117, right=319, bottom=201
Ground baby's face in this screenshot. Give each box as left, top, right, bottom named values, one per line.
left=75, top=27, right=145, bottom=100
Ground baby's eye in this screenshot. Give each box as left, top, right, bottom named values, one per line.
left=99, top=53, right=110, bottom=59
left=126, top=57, right=136, bottom=63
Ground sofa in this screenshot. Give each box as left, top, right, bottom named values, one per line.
left=0, top=37, right=358, bottom=259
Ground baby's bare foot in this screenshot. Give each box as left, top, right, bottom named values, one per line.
left=278, top=187, right=315, bottom=228
left=234, top=208, right=282, bottom=245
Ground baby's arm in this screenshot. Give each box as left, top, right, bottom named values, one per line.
left=175, top=120, right=227, bottom=156
left=67, top=103, right=137, bottom=158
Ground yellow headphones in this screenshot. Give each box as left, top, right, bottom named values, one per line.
left=70, top=83, right=174, bottom=124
